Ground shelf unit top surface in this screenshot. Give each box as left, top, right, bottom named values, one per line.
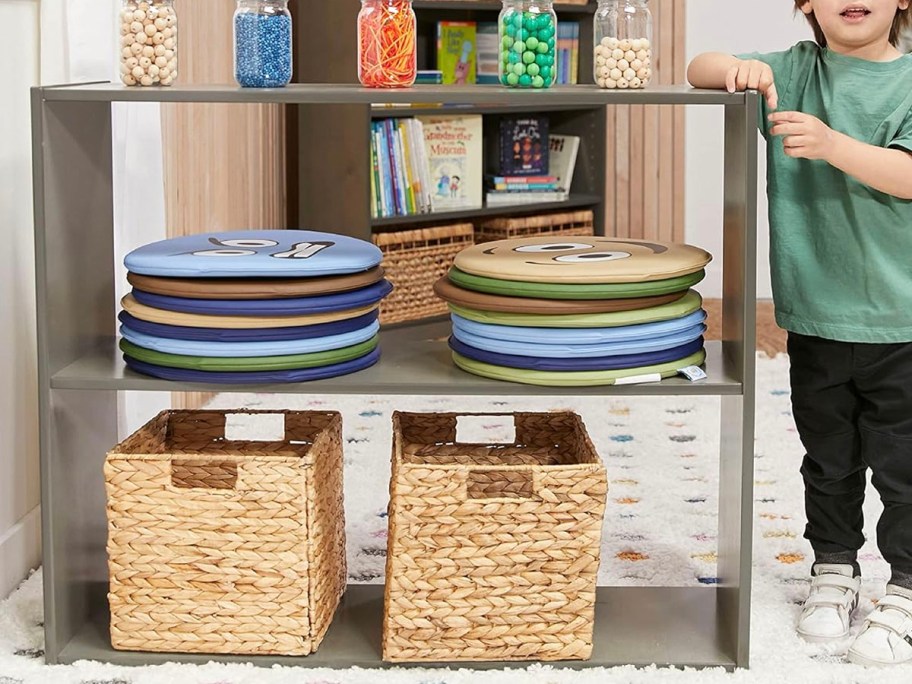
left=51, top=322, right=740, bottom=396
left=37, top=83, right=747, bottom=106
left=412, top=1, right=597, bottom=13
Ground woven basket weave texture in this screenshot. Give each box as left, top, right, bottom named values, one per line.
left=474, top=209, right=595, bottom=244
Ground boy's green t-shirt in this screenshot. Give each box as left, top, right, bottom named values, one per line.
left=739, top=41, right=912, bottom=343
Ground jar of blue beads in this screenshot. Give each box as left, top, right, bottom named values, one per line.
left=499, top=0, right=557, bottom=89
left=234, top=0, right=293, bottom=88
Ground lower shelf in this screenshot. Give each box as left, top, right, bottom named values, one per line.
left=59, top=584, right=738, bottom=670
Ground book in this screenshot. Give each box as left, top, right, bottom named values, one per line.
left=437, top=22, right=476, bottom=85
left=420, top=114, right=483, bottom=211
left=486, top=190, right=569, bottom=206
left=489, top=175, right=559, bottom=184
left=498, top=116, right=549, bottom=176
left=415, top=70, right=443, bottom=85
left=476, top=22, right=500, bottom=85
left=548, top=134, right=580, bottom=192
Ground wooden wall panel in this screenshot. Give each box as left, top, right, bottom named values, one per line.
left=605, top=0, right=686, bottom=242
left=161, top=0, right=286, bottom=409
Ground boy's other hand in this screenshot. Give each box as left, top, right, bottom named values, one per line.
left=769, top=112, right=835, bottom=161
left=726, top=59, right=778, bottom=111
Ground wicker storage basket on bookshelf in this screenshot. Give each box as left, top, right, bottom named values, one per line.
left=373, top=223, right=474, bottom=325
left=383, top=411, right=608, bottom=663
left=475, top=209, right=595, bottom=243
left=105, top=409, right=347, bottom=656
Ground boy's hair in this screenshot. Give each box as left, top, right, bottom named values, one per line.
left=794, top=1, right=912, bottom=47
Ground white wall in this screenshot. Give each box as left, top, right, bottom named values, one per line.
left=686, top=0, right=813, bottom=299
left=0, top=0, right=42, bottom=599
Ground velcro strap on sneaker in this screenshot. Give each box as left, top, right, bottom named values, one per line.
left=876, top=595, right=912, bottom=619
left=867, top=609, right=911, bottom=636
left=812, top=574, right=860, bottom=592
left=805, top=592, right=855, bottom=609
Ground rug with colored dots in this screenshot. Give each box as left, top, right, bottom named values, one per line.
left=1, top=354, right=904, bottom=683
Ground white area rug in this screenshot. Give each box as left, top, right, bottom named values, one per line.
left=1, top=354, right=906, bottom=683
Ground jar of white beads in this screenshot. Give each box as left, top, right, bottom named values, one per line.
left=593, top=0, right=652, bottom=90
left=119, top=0, right=178, bottom=87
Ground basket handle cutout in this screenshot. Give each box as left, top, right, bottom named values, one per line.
left=456, top=415, right=516, bottom=445
left=171, top=461, right=238, bottom=490
left=466, top=469, right=535, bottom=500
left=224, top=412, right=285, bottom=442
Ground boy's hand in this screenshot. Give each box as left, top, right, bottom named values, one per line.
left=725, top=59, right=778, bottom=110
left=769, top=112, right=835, bottom=161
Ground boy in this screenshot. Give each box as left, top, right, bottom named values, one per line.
left=688, top=0, right=912, bottom=667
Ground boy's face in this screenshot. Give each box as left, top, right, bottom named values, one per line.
left=800, top=0, right=910, bottom=48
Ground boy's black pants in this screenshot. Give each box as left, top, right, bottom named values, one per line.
left=788, top=332, right=912, bottom=582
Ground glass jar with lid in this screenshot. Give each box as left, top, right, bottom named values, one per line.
left=499, top=0, right=558, bottom=89
left=234, top=0, right=294, bottom=88
left=119, top=0, right=178, bottom=87
left=358, top=0, right=418, bottom=88
left=593, top=0, right=652, bottom=89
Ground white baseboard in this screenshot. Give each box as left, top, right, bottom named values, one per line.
left=0, top=506, right=41, bottom=600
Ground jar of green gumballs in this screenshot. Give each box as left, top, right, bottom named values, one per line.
left=499, top=0, right=557, bottom=89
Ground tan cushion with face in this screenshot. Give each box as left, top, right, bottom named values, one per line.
left=454, top=237, right=712, bottom=284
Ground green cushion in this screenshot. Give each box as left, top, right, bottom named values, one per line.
left=448, top=267, right=705, bottom=300
left=449, top=290, right=704, bottom=328
left=452, top=349, right=706, bottom=387
left=120, top=336, right=378, bottom=372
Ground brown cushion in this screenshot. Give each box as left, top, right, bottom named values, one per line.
left=127, top=266, right=385, bottom=300
left=434, top=277, right=686, bottom=314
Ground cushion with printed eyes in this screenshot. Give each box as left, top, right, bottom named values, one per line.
left=451, top=348, right=707, bottom=387
left=124, top=230, right=382, bottom=278
left=449, top=336, right=705, bottom=372
left=434, top=276, right=686, bottom=314
left=117, top=310, right=380, bottom=343
left=127, top=266, right=386, bottom=299
left=130, top=280, right=393, bottom=316
left=124, top=347, right=381, bottom=384
left=450, top=309, right=707, bottom=346
left=454, top=237, right=712, bottom=284
left=447, top=290, right=703, bottom=328
left=121, top=294, right=379, bottom=329
left=120, top=320, right=380, bottom=357
left=448, top=266, right=705, bottom=299
left=120, top=336, right=379, bottom=372
left=451, top=320, right=706, bottom=358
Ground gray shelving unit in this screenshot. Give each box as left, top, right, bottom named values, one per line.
left=31, top=83, right=759, bottom=670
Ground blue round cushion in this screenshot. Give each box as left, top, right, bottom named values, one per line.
left=118, top=310, right=380, bottom=343
left=120, top=321, right=380, bottom=357
left=451, top=322, right=707, bottom=358
left=450, top=336, right=705, bottom=371
left=131, top=280, right=393, bottom=316
left=124, top=230, right=383, bottom=278
left=450, top=309, right=707, bottom=345
left=123, top=347, right=381, bottom=384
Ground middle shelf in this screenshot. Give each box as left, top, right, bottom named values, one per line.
left=52, top=321, right=740, bottom=396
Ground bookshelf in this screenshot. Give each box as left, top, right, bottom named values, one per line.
left=289, top=0, right=603, bottom=239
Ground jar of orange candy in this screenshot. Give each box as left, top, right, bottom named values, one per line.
left=358, top=0, right=417, bottom=88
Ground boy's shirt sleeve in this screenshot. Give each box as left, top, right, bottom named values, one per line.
left=735, top=47, right=798, bottom=138
left=887, top=104, right=912, bottom=154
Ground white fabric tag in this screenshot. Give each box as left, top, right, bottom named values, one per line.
left=614, top=373, right=662, bottom=386
left=678, top=365, right=708, bottom=382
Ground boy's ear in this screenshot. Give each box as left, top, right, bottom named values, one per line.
left=798, top=0, right=814, bottom=15
left=900, top=0, right=910, bottom=10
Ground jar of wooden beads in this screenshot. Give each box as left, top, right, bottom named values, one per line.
left=358, top=0, right=417, bottom=88
left=498, top=0, right=558, bottom=89
left=119, top=0, right=178, bottom=87
left=234, top=0, right=293, bottom=88
left=594, top=0, right=652, bottom=89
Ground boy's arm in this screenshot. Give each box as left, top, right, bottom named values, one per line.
left=769, top=112, right=912, bottom=200
left=687, top=52, right=779, bottom=110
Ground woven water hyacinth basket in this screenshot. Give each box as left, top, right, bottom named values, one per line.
left=104, top=409, right=347, bottom=655
left=383, top=411, right=608, bottom=662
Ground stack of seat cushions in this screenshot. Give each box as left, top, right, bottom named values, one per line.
left=120, top=231, right=393, bottom=383
left=434, top=237, right=712, bottom=386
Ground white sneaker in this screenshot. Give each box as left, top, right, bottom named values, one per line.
left=848, top=585, right=912, bottom=666
left=796, top=564, right=860, bottom=643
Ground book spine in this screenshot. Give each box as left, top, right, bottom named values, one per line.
left=397, top=120, right=416, bottom=215
left=570, top=22, right=579, bottom=85
left=369, top=124, right=380, bottom=219
left=375, top=123, right=391, bottom=218
left=384, top=119, right=403, bottom=215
